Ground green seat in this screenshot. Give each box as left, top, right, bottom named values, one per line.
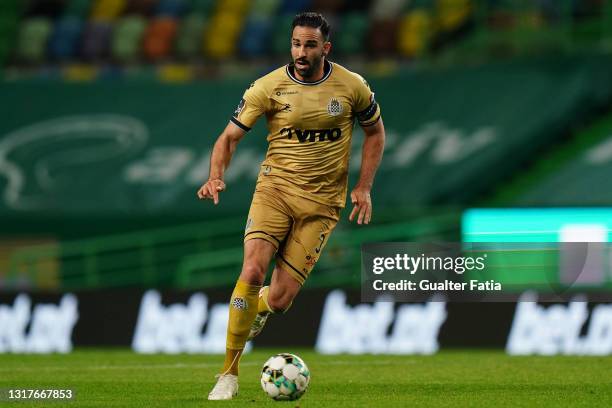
left=112, top=16, right=146, bottom=62
left=336, top=13, right=369, bottom=55
left=250, top=0, right=281, bottom=18
left=0, top=16, right=19, bottom=64
left=64, top=0, right=92, bottom=17
left=176, top=13, right=206, bottom=58
left=0, top=0, right=21, bottom=14
left=17, top=18, right=53, bottom=63
left=271, top=14, right=294, bottom=56
left=188, top=0, right=216, bottom=14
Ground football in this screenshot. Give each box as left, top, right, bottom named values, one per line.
left=260, top=353, right=310, bottom=401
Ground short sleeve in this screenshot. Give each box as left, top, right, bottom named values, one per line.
left=230, top=81, right=269, bottom=131
left=353, top=74, right=381, bottom=127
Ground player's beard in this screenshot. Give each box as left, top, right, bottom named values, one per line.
left=293, top=53, right=323, bottom=80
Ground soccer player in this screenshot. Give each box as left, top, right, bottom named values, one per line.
left=198, top=12, right=385, bottom=400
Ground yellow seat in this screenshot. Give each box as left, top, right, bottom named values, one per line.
left=398, top=10, right=432, bottom=57
left=91, top=0, right=126, bottom=22
left=203, top=11, right=243, bottom=58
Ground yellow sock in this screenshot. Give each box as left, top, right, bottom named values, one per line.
left=222, top=280, right=261, bottom=374
left=221, top=348, right=242, bottom=376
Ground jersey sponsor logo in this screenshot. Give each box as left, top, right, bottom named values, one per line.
left=233, top=98, right=246, bottom=118
left=327, top=98, right=343, bottom=117
left=280, top=127, right=342, bottom=143
left=275, top=90, right=299, bottom=96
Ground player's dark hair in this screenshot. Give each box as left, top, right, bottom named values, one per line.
left=292, top=12, right=330, bottom=41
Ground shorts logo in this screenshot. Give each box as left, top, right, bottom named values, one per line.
left=245, top=217, right=253, bottom=232
left=233, top=98, right=246, bottom=118
left=305, top=254, right=316, bottom=268
left=315, top=233, right=326, bottom=253
left=232, top=297, right=247, bottom=311
left=327, top=98, right=343, bottom=117
left=262, top=165, right=271, bottom=175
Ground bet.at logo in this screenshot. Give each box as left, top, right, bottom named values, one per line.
left=232, top=297, right=248, bottom=311
left=327, top=98, right=342, bottom=117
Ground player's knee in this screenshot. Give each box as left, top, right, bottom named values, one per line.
left=267, top=292, right=294, bottom=313
left=240, top=263, right=266, bottom=285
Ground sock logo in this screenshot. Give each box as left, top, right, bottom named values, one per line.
left=232, top=297, right=248, bottom=311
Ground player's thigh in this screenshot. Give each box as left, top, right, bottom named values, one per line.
left=277, top=206, right=340, bottom=285
left=244, top=186, right=292, bottom=251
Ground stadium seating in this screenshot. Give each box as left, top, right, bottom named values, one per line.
left=16, top=17, right=53, bottom=63
left=64, top=0, right=92, bottom=17
left=204, top=11, right=244, bottom=58
left=175, top=12, right=206, bottom=58
left=0, top=0, right=609, bottom=77
left=143, top=17, right=178, bottom=60
left=0, top=0, right=20, bottom=64
left=397, top=10, right=432, bottom=57
left=112, top=16, right=146, bottom=62
left=271, top=14, right=294, bottom=56
left=25, top=0, right=65, bottom=18
left=81, top=21, right=112, bottom=59
left=189, top=0, right=216, bottom=14
left=91, top=0, right=126, bottom=21
left=156, top=0, right=188, bottom=17
left=335, top=12, right=368, bottom=55
left=240, top=16, right=273, bottom=57
left=48, top=16, right=83, bottom=60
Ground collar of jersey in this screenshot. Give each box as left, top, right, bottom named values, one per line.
left=285, top=60, right=333, bottom=85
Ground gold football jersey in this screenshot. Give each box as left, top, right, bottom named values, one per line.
left=231, top=60, right=381, bottom=207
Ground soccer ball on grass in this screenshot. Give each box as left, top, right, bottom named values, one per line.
left=260, top=353, right=310, bottom=401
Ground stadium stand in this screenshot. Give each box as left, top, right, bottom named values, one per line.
left=0, top=0, right=609, bottom=79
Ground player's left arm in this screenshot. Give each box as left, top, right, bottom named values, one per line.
left=349, top=118, right=385, bottom=225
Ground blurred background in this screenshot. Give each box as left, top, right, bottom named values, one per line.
left=1, top=0, right=612, bottom=355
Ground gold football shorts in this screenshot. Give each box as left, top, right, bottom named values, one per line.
left=244, top=185, right=341, bottom=284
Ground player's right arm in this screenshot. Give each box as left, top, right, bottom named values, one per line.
left=197, top=121, right=247, bottom=205
left=197, top=79, right=269, bottom=205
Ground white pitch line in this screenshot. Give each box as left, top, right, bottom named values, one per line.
left=0, top=359, right=412, bottom=373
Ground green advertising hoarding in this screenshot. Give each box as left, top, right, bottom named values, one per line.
left=1, top=57, right=611, bottom=218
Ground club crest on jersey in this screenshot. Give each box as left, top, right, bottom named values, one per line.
left=327, top=98, right=343, bottom=117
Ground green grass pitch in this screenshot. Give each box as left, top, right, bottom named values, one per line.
left=1, top=349, right=611, bottom=407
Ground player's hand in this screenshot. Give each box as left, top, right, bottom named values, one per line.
left=197, top=178, right=226, bottom=205
left=349, top=186, right=372, bottom=225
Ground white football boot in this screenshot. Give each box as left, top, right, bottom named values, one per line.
left=207, top=374, right=238, bottom=400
